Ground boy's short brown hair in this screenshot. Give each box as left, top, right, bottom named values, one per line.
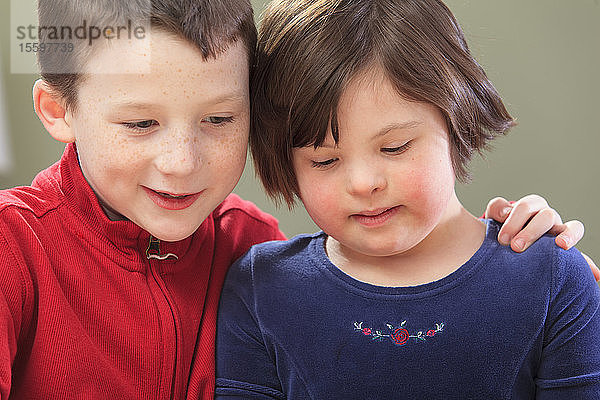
left=38, top=0, right=257, bottom=112
left=251, top=0, right=515, bottom=207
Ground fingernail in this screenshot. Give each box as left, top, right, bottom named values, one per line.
left=513, top=238, right=526, bottom=251
left=558, top=236, right=570, bottom=248
left=499, top=233, right=510, bottom=245
left=501, top=207, right=512, bottom=218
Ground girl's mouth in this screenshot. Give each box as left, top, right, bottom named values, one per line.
left=351, top=205, right=401, bottom=227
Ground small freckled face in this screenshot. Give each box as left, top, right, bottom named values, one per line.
left=292, top=69, right=457, bottom=259
left=67, top=32, right=250, bottom=241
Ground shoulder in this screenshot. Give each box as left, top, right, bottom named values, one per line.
left=0, top=163, right=64, bottom=219
left=245, top=232, right=317, bottom=261
left=0, top=164, right=65, bottom=277
left=211, top=194, right=287, bottom=262
left=213, top=194, right=280, bottom=231
left=546, top=244, right=598, bottom=306
left=482, top=220, right=556, bottom=278
left=485, top=220, right=596, bottom=302
left=225, top=232, right=322, bottom=289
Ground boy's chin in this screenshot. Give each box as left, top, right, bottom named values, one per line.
left=148, top=227, right=198, bottom=242
left=139, top=219, right=202, bottom=242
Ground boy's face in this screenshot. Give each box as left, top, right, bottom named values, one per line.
left=292, top=69, right=459, bottom=260
left=66, top=32, right=250, bottom=241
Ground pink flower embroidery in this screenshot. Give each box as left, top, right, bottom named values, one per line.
left=354, top=321, right=444, bottom=346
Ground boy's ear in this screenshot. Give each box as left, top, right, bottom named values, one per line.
left=32, top=79, right=75, bottom=143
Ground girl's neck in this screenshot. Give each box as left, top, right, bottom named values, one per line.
left=325, top=195, right=486, bottom=287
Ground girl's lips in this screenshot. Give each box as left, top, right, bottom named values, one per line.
left=142, top=186, right=203, bottom=210
left=351, top=205, right=401, bottom=227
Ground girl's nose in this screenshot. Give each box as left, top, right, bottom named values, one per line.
left=345, top=159, right=387, bottom=197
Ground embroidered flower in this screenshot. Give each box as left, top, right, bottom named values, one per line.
left=391, top=328, right=409, bottom=346
left=354, top=321, right=444, bottom=346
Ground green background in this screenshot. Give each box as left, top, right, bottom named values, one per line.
left=1, top=0, right=598, bottom=262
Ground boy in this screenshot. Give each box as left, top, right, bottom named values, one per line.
left=0, top=0, right=592, bottom=398
left=1, top=0, right=286, bottom=398
left=215, top=0, right=600, bottom=398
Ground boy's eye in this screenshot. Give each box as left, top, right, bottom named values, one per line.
left=203, top=116, right=235, bottom=125
left=311, top=158, right=338, bottom=169
left=381, top=141, right=412, bottom=154
left=122, top=120, right=159, bottom=131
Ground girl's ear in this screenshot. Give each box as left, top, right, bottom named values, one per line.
left=32, top=79, right=75, bottom=143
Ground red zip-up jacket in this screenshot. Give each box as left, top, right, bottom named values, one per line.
left=0, top=144, right=286, bottom=399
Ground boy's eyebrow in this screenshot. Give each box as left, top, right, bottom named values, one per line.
left=375, top=121, right=422, bottom=138
left=109, top=95, right=247, bottom=112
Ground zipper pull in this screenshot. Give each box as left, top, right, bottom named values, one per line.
left=146, top=236, right=179, bottom=261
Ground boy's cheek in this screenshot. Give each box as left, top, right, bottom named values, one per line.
left=218, top=128, right=249, bottom=158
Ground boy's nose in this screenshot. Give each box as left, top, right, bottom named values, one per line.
left=345, top=162, right=387, bottom=197
left=154, top=129, right=200, bottom=176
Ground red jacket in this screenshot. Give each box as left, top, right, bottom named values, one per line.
left=0, top=144, right=286, bottom=399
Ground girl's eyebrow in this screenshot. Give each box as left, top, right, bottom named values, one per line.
left=309, top=120, right=423, bottom=150
left=375, top=121, right=422, bottom=138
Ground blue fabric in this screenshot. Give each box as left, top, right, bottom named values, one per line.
left=215, top=220, right=600, bottom=399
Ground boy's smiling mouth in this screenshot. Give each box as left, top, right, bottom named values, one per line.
left=142, top=186, right=203, bottom=211
left=154, top=190, right=192, bottom=199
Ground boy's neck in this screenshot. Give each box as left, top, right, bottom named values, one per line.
left=325, top=193, right=486, bottom=287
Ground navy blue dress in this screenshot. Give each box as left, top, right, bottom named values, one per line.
left=216, top=220, right=600, bottom=399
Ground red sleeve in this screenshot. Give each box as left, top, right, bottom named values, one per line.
left=186, top=194, right=286, bottom=399
left=0, top=218, right=34, bottom=400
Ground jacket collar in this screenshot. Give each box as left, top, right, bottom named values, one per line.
left=49, top=143, right=210, bottom=270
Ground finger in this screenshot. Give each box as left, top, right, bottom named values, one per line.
left=509, top=207, right=561, bottom=252
left=552, top=220, right=585, bottom=250
left=581, top=252, right=600, bottom=282
left=497, top=195, right=550, bottom=246
left=484, top=197, right=511, bottom=221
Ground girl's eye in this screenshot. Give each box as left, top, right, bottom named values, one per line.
left=122, top=120, right=159, bottom=132
left=311, top=158, right=338, bottom=169
left=381, top=141, right=411, bottom=154
left=203, top=116, right=235, bottom=125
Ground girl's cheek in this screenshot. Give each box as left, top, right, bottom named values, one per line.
left=401, top=157, right=454, bottom=209
left=399, top=163, right=431, bottom=202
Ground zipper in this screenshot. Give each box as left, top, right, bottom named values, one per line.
left=145, top=235, right=182, bottom=399
left=146, top=236, right=179, bottom=260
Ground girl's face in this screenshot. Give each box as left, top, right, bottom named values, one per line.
left=292, top=68, right=459, bottom=262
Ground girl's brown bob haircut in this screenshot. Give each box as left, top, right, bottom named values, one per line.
left=251, top=0, right=515, bottom=207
